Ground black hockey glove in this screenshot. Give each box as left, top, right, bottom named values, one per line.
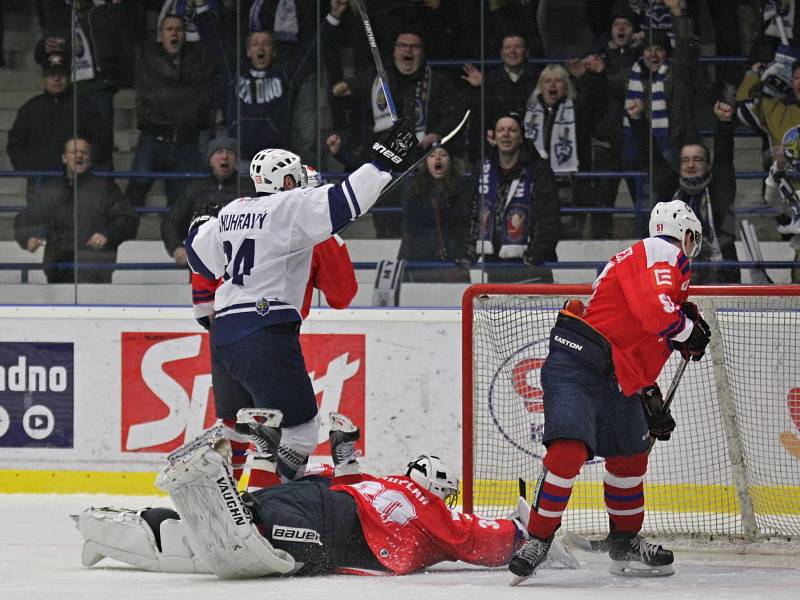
left=188, top=202, right=223, bottom=237
left=640, top=385, right=676, bottom=441
left=672, top=303, right=711, bottom=362
left=371, top=119, right=416, bottom=171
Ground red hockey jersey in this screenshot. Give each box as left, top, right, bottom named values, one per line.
left=191, top=235, right=357, bottom=321
left=583, top=237, right=692, bottom=395
left=331, top=475, right=522, bottom=575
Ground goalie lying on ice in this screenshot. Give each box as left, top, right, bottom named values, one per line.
left=73, top=412, right=578, bottom=578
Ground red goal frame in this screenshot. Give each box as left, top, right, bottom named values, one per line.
left=461, top=284, right=800, bottom=514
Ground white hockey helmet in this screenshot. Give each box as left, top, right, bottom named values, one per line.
left=250, top=148, right=303, bottom=194
left=406, top=455, right=460, bottom=508
left=301, top=164, right=324, bottom=188
left=649, top=199, right=703, bottom=258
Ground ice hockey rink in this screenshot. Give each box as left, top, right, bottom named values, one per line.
left=3, top=494, right=798, bottom=600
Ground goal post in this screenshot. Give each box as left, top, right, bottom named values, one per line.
left=462, top=284, right=800, bottom=543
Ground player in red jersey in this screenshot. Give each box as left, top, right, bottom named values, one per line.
left=74, top=413, right=579, bottom=578
left=508, top=200, right=712, bottom=584
left=189, top=165, right=357, bottom=489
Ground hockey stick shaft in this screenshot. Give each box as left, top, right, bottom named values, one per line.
left=378, top=109, right=471, bottom=200
left=661, top=356, right=689, bottom=414
left=352, top=0, right=398, bottom=123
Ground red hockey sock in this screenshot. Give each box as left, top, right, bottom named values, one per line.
left=221, top=419, right=251, bottom=484
left=247, top=457, right=281, bottom=492
left=604, top=452, right=648, bottom=533
left=528, top=439, right=588, bottom=540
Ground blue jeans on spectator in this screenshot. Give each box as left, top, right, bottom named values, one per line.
left=124, top=133, right=200, bottom=208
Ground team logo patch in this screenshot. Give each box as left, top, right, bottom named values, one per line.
left=255, top=297, right=271, bottom=316
left=272, top=525, right=322, bottom=545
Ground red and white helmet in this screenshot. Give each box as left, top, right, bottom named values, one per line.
left=250, top=148, right=302, bottom=194
left=406, top=454, right=460, bottom=508
left=649, top=200, right=703, bottom=258
left=301, top=164, right=324, bottom=188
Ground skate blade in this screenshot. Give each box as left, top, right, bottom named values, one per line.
left=510, top=572, right=532, bottom=586
left=609, top=560, right=675, bottom=577
left=166, top=423, right=224, bottom=465
left=236, top=408, right=283, bottom=428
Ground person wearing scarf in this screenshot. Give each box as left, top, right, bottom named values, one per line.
left=629, top=100, right=740, bottom=284
left=523, top=62, right=605, bottom=239
left=470, top=112, right=560, bottom=284
left=622, top=0, right=700, bottom=204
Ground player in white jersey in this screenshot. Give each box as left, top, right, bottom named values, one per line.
left=186, top=121, right=416, bottom=483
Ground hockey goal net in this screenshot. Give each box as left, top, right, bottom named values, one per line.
left=462, top=284, right=800, bottom=542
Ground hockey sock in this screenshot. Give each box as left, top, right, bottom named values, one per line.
left=604, top=452, right=648, bottom=533
left=246, top=457, right=280, bottom=492
left=528, top=439, right=588, bottom=540
left=221, top=419, right=251, bottom=483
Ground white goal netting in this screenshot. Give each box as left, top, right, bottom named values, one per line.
left=463, top=285, right=800, bottom=541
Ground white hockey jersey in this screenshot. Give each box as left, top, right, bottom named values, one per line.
left=187, top=163, right=391, bottom=344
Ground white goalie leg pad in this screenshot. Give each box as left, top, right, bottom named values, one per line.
left=74, top=507, right=210, bottom=573
left=156, top=445, right=296, bottom=579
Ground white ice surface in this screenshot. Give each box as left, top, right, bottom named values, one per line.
left=2, top=494, right=799, bottom=600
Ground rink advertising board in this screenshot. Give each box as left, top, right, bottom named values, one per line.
left=0, top=307, right=460, bottom=494
left=0, top=342, right=74, bottom=448
left=120, top=332, right=366, bottom=456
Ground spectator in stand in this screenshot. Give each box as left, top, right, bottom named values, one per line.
left=471, top=112, right=560, bottom=284
left=587, top=9, right=642, bottom=239
left=629, top=101, right=740, bottom=283
left=13, top=137, right=138, bottom=284
left=536, top=0, right=594, bottom=58
left=623, top=0, right=699, bottom=206
left=523, top=62, right=606, bottom=238
left=461, top=33, right=537, bottom=162
left=229, top=1, right=344, bottom=166
left=397, top=146, right=471, bottom=282
left=124, top=14, right=215, bottom=209
left=328, top=27, right=460, bottom=164
left=765, top=126, right=800, bottom=284
left=327, top=26, right=460, bottom=237
left=161, top=137, right=253, bottom=267
left=157, top=0, right=233, bottom=140
left=7, top=51, right=110, bottom=183
left=737, top=59, right=800, bottom=152
left=35, top=0, right=130, bottom=168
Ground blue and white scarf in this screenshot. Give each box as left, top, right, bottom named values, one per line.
left=623, top=60, right=669, bottom=165
left=475, top=160, right=534, bottom=259
left=249, top=0, right=299, bottom=42
left=524, top=97, right=579, bottom=174
left=372, top=66, right=430, bottom=142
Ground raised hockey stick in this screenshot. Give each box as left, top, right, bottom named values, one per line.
left=352, top=0, right=398, bottom=124
left=378, top=109, right=471, bottom=200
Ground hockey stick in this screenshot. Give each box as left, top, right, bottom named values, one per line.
left=352, top=0, right=398, bottom=124
left=565, top=357, right=690, bottom=553
left=378, top=109, right=471, bottom=200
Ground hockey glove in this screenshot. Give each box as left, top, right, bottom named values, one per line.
left=672, top=303, right=711, bottom=362
left=371, top=119, right=416, bottom=171
left=188, top=202, right=223, bottom=237
left=640, top=385, right=676, bottom=441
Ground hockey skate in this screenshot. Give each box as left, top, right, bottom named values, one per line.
left=607, top=530, right=674, bottom=577
left=508, top=535, right=553, bottom=585
left=329, top=412, right=361, bottom=476
left=235, top=408, right=283, bottom=460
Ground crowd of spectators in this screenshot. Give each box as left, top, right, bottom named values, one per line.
left=3, top=0, right=800, bottom=284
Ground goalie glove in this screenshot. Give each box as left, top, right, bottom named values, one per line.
left=640, top=385, right=676, bottom=441
left=371, top=119, right=416, bottom=171
left=671, top=302, right=711, bottom=362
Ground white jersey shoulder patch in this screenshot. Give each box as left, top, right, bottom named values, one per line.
left=643, top=237, right=680, bottom=269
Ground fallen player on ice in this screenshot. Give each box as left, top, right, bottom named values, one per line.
left=73, top=411, right=579, bottom=578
